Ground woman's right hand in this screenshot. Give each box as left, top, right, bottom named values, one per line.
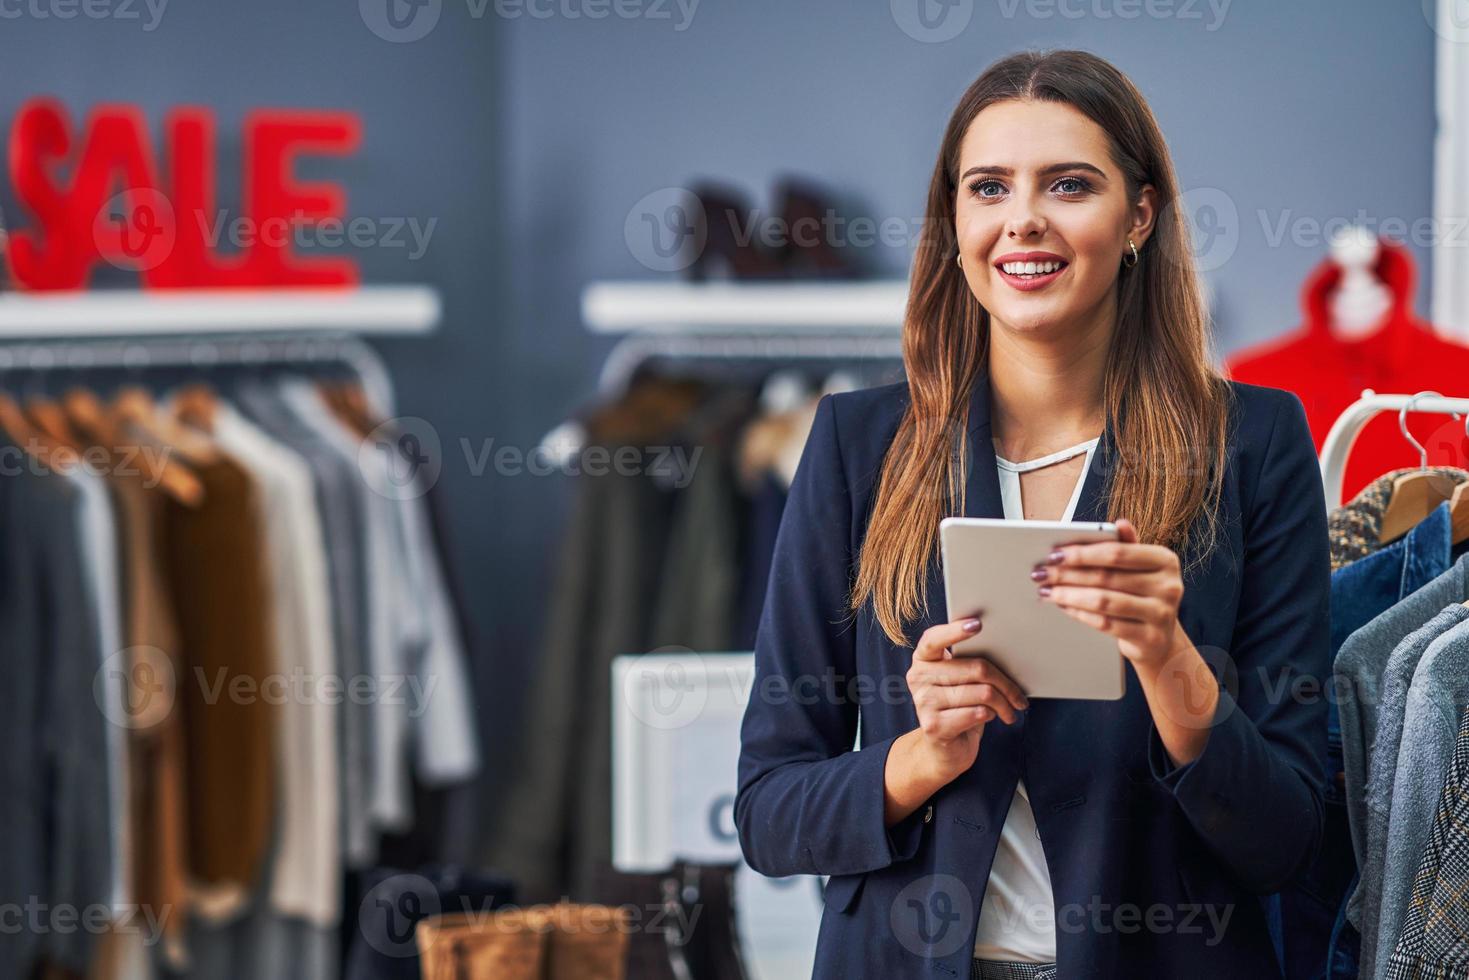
left=906, top=617, right=1030, bottom=783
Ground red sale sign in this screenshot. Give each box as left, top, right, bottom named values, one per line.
left=7, top=98, right=363, bottom=290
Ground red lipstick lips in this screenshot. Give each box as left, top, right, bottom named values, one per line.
left=994, top=251, right=1068, bottom=292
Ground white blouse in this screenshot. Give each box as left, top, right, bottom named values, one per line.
left=972, top=435, right=1100, bottom=962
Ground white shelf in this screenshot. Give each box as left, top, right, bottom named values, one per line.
left=0, top=285, right=440, bottom=337
left=582, top=280, right=908, bottom=333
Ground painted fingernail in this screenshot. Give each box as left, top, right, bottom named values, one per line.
left=962, top=618, right=981, bottom=632
left=1047, top=550, right=1065, bottom=564
left=1029, top=568, right=1048, bottom=581
left=1037, top=585, right=1052, bottom=597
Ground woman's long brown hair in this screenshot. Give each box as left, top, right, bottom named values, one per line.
left=851, top=49, right=1232, bottom=648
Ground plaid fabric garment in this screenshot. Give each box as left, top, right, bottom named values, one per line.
left=971, top=961, right=1058, bottom=980
left=1385, top=703, right=1469, bottom=979
left=1328, top=468, right=1469, bottom=571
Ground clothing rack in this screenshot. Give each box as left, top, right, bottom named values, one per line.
left=1320, top=388, right=1469, bottom=510
left=596, top=330, right=903, bottom=396
left=537, top=282, right=906, bottom=464
left=0, top=332, right=398, bottom=417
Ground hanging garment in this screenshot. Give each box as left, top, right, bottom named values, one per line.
left=104, top=463, right=191, bottom=970
left=276, top=379, right=481, bottom=805
left=649, top=384, right=755, bottom=651
left=208, top=403, right=342, bottom=927
left=486, top=376, right=704, bottom=902
left=1329, top=467, right=1469, bottom=571
left=160, top=454, right=279, bottom=911
left=1338, top=552, right=1469, bottom=887
left=1225, top=238, right=1469, bottom=502
left=231, top=383, right=379, bottom=868
left=0, top=440, right=110, bottom=977
left=65, top=467, right=128, bottom=915
left=1383, top=704, right=1469, bottom=978
left=1350, top=603, right=1469, bottom=975
left=1369, top=616, right=1469, bottom=980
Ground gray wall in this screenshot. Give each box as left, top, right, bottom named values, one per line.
left=0, top=0, right=1437, bottom=848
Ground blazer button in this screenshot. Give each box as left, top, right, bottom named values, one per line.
left=923, top=804, right=934, bottom=823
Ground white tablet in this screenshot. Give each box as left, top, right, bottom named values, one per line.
left=939, top=517, right=1126, bottom=700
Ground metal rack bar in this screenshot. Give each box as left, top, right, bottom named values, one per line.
left=0, top=331, right=398, bottom=416
left=1319, top=388, right=1469, bottom=510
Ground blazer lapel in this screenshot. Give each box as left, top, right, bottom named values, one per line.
left=962, top=369, right=1005, bottom=520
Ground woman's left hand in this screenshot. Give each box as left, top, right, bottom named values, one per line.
left=1032, top=517, right=1188, bottom=670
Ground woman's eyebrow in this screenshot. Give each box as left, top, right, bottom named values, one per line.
left=960, top=161, right=1108, bottom=180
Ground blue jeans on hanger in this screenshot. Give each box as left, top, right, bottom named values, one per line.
left=1265, top=502, right=1451, bottom=980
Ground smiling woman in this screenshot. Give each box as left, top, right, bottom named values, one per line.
left=735, top=48, right=1332, bottom=980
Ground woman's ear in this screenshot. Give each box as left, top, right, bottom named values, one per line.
left=1128, top=183, right=1159, bottom=250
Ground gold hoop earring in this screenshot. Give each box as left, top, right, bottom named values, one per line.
left=956, top=252, right=964, bottom=269
left=1122, top=237, right=1140, bottom=269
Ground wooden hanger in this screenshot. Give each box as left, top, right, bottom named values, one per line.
left=65, top=386, right=205, bottom=508
left=171, top=382, right=219, bottom=434
left=25, top=394, right=84, bottom=453
left=1379, top=392, right=1462, bottom=544
left=318, top=379, right=375, bottom=439
left=112, top=386, right=220, bottom=465
left=0, top=390, right=66, bottom=469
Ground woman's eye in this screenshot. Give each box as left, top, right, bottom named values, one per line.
left=968, top=179, right=1003, bottom=198
left=1055, top=177, right=1091, bottom=195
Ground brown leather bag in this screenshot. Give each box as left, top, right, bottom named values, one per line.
left=416, top=904, right=631, bottom=980
left=417, top=909, right=549, bottom=980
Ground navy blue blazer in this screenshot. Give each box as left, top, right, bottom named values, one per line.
left=734, top=372, right=1331, bottom=979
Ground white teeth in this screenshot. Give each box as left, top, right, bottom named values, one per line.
left=1001, top=260, right=1064, bottom=275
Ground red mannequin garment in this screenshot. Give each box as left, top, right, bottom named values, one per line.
left=1224, top=237, right=1469, bottom=502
